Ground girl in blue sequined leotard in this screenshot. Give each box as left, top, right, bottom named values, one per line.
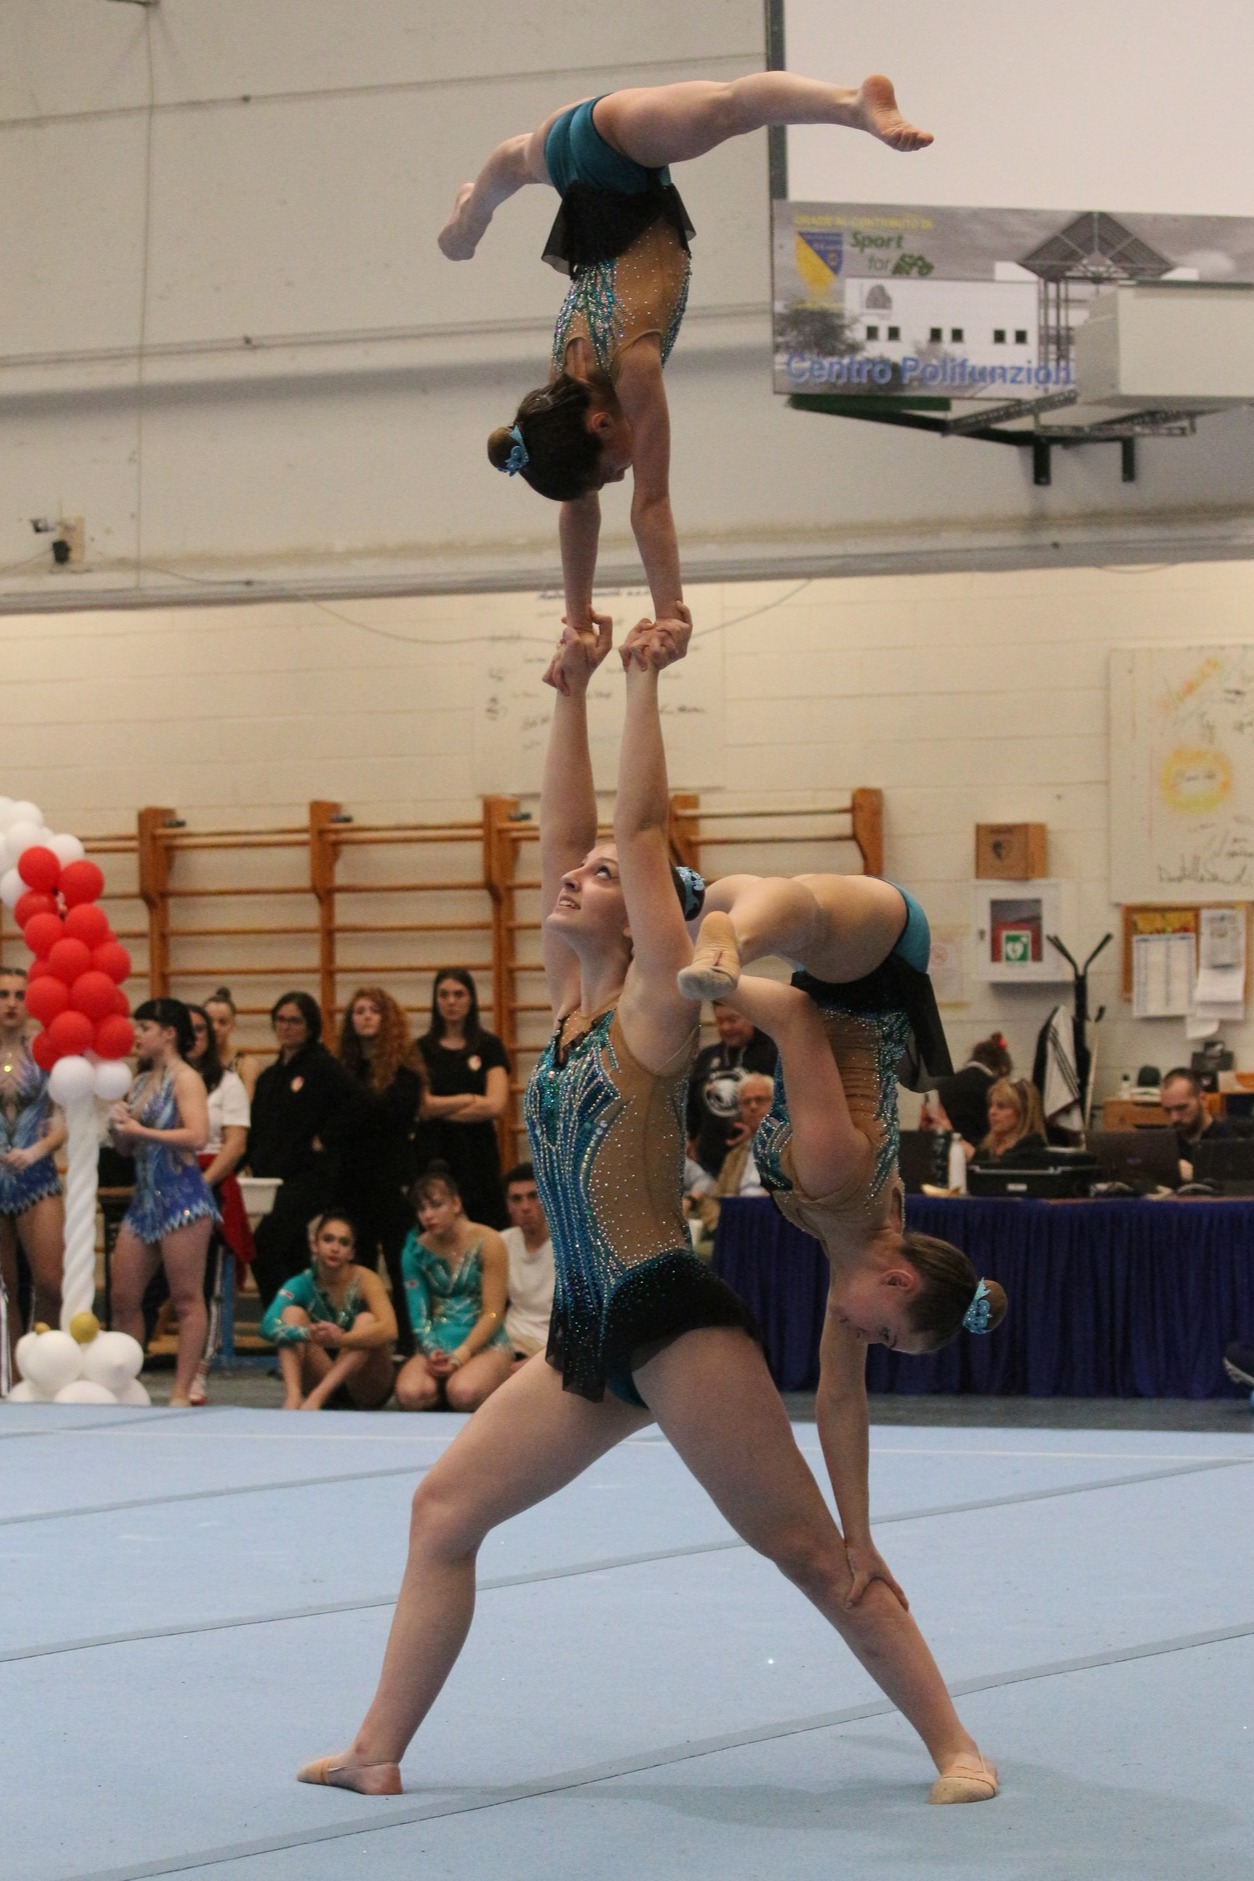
left=109, top=999, right=217, bottom=1407
left=297, top=617, right=996, bottom=1808
left=437, top=74, right=931, bottom=641
left=0, top=966, right=66, bottom=1346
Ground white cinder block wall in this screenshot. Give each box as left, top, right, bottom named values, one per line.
left=3, top=558, right=1252, bottom=1093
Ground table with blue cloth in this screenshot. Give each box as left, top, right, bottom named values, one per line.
left=712, top=1194, right=1254, bottom=1398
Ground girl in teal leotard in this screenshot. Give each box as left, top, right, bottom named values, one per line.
left=438, top=73, right=931, bottom=641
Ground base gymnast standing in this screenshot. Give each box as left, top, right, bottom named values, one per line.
left=297, top=615, right=995, bottom=1806
left=677, top=879, right=1007, bottom=1605
left=439, top=73, right=930, bottom=630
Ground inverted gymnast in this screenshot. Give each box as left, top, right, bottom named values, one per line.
left=438, top=74, right=931, bottom=628
left=677, top=880, right=1008, bottom=1609
left=298, top=614, right=995, bottom=1806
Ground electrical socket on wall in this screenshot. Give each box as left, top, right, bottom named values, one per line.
left=51, top=518, right=85, bottom=569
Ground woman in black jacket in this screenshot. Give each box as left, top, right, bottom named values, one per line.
left=248, top=992, right=354, bottom=1307
left=327, top=987, right=425, bottom=1353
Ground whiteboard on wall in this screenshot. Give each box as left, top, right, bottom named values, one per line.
left=473, top=593, right=725, bottom=797
left=1110, top=643, right=1254, bottom=901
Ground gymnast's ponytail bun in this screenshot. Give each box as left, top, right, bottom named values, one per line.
left=487, top=371, right=617, bottom=502
left=898, top=1230, right=1008, bottom=1351
left=487, top=426, right=520, bottom=471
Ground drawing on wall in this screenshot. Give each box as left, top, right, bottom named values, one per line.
left=1110, top=644, right=1254, bottom=901
left=473, top=594, right=725, bottom=796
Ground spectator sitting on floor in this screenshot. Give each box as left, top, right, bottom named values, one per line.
left=969, top=1077, right=1047, bottom=1165
left=499, top=1161, right=556, bottom=1371
left=394, top=1164, right=513, bottom=1412
left=921, top=1033, right=1011, bottom=1149
left=686, top=998, right=778, bottom=1176
left=689, top=1071, right=775, bottom=1238
left=246, top=991, right=354, bottom=1309
left=414, top=969, right=512, bottom=1228
left=1159, top=1066, right=1243, bottom=1182
left=261, top=1211, right=397, bottom=1411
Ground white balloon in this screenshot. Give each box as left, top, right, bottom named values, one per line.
left=54, top=1379, right=118, bottom=1405
left=48, top=1055, right=98, bottom=1105
left=37, top=825, right=56, bottom=845
left=0, top=868, right=23, bottom=909
left=7, top=819, right=44, bottom=859
left=5, top=1378, right=46, bottom=1402
left=22, top=1329, right=84, bottom=1396
left=114, top=1377, right=151, bottom=1407
left=0, top=797, right=15, bottom=829
left=14, top=1329, right=41, bottom=1375
left=92, top=1059, right=132, bottom=1101
left=82, top=1330, right=144, bottom=1393
left=49, top=832, right=85, bottom=866
left=9, top=800, right=42, bottom=827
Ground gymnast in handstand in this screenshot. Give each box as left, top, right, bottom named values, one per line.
left=677, top=878, right=1008, bottom=1612
left=438, top=73, right=931, bottom=631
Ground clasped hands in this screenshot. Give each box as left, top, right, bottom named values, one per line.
left=543, top=604, right=692, bottom=695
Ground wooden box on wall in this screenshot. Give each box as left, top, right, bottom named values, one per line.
left=975, top=823, right=1047, bottom=880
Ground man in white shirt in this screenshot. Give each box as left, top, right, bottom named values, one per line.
left=500, top=1162, right=555, bottom=1369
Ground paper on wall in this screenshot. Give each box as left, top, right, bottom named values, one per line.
left=1189, top=905, right=1246, bottom=1035
left=1132, top=931, right=1194, bottom=1018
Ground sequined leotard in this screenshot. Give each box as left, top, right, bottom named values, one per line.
left=550, top=217, right=691, bottom=377
left=400, top=1232, right=512, bottom=1358
left=260, top=1265, right=366, bottom=1347
left=121, top=1072, right=218, bottom=1243
left=525, top=1004, right=756, bottom=1405
left=754, top=993, right=910, bottom=1252
left=0, top=1049, right=61, bottom=1216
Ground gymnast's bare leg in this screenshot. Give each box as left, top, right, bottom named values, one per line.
left=681, top=872, right=912, bottom=1000
left=439, top=72, right=930, bottom=258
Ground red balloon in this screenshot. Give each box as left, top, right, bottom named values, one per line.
left=63, top=903, right=109, bottom=948
left=47, top=1009, right=94, bottom=1058
left=22, top=913, right=64, bottom=960
left=17, top=845, right=61, bottom=894
left=113, top=987, right=131, bottom=1015
left=30, top=1030, right=58, bottom=1072
left=24, top=976, right=70, bottom=1026
left=92, top=941, right=132, bottom=985
left=27, top=958, right=55, bottom=983
left=14, top=890, right=57, bottom=929
left=93, top=1014, right=135, bottom=1060
left=59, top=860, right=105, bottom=908
left=47, top=937, right=93, bottom=985
left=69, top=970, right=118, bottom=1021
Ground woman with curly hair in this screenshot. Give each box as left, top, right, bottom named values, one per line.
left=329, top=987, right=425, bottom=1348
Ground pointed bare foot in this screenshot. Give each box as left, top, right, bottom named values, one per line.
left=297, top=1753, right=402, bottom=1796
left=853, top=75, right=933, bottom=151
left=437, top=184, right=483, bottom=259
left=678, top=912, right=741, bottom=1002
left=929, top=1752, right=998, bottom=1804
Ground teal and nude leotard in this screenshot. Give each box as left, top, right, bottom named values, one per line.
left=525, top=1003, right=755, bottom=1406
left=541, top=97, right=693, bottom=376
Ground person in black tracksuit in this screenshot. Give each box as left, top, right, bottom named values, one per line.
left=247, top=992, right=354, bottom=1308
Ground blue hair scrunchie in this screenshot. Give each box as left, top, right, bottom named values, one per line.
left=963, top=1277, right=993, bottom=1336
left=500, top=423, right=529, bottom=476
left=674, top=865, right=706, bottom=922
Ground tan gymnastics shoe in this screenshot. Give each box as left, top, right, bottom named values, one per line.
left=929, top=1754, right=999, bottom=1804
left=677, top=912, right=741, bottom=1002
left=297, top=1755, right=403, bottom=1795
